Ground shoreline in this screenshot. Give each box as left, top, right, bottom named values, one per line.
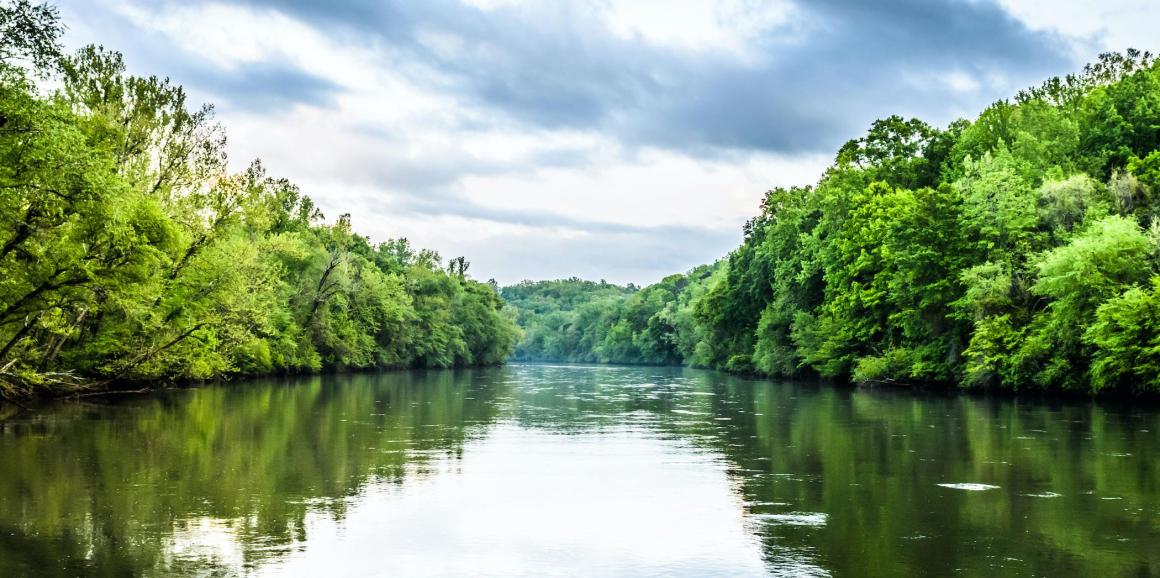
left=7, top=358, right=1160, bottom=419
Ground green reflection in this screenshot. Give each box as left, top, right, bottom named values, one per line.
left=0, top=369, right=506, bottom=576
left=0, top=366, right=1157, bottom=577
left=695, top=377, right=1160, bottom=577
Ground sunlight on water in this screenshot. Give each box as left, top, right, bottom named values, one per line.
left=936, top=483, right=1001, bottom=491
left=259, top=427, right=768, bottom=577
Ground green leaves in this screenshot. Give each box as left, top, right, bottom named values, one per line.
left=0, top=36, right=518, bottom=396
left=1086, top=278, right=1160, bottom=392
left=1032, top=215, right=1153, bottom=309
left=513, top=51, right=1160, bottom=396
left=0, top=0, right=62, bottom=73
left=502, top=267, right=718, bottom=366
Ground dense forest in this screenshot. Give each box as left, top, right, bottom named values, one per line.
left=502, top=270, right=717, bottom=364
left=506, top=50, right=1160, bottom=395
left=0, top=2, right=519, bottom=398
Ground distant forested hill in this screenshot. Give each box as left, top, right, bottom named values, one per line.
left=502, top=266, right=719, bottom=364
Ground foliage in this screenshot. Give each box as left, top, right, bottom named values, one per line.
left=0, top=4, right=517, bottom=397
left=505, top=50, right=1160, bottom=395
left=501, top=267, right=719, bottom=365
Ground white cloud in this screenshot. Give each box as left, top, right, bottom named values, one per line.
left=462, top=149, right=827, bottom=230
left=259, top=426, right=769, bottom=577
left=998, top=0, right=1160, bottom=55
left=107, top=1, right=321, bottom=70
left=943, top=70, right=982, bottom=93
left=603, top=0, right=796, bottom=60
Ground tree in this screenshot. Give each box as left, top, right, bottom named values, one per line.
left=0, top=0, right=61, bottom=72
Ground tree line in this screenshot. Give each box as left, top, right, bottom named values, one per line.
left=505, top=50, right=1160, bottom=395
left=0, top=2, right=519, bottom=398
left=502, top=268, right=718, bottom=365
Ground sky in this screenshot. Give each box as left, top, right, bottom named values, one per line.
left=55, top=0, right=1160, bottom=285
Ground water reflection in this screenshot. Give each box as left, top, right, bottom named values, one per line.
left=0, top=365, right=1157, bottom=576
left=0, top=370, right=505, bottom=576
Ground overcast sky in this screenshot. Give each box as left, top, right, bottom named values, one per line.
left=56, top=0, right=1160, bottom=285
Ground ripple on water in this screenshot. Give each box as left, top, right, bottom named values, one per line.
left=745, top=501, right=793, bottom=508
left=751, top=512, right=829, bottom=527
left=937, top=483, right=1000, bottom=491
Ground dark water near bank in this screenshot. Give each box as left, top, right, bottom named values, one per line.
left=0, top=365, right=1157, bottom=577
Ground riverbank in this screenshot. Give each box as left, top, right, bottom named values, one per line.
left=0, top=360, right=515, bottom=406
left=508, top=359, right=1160, bottom=404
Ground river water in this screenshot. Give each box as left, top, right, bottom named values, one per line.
left=0, top=364, right=1156, bottom=576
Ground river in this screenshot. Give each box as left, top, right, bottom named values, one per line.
left=0, top=364, right=1156, bottom=576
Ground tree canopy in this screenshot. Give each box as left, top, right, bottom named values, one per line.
left=0, top=2, right=519, bottom=397
left=505, top=50, right=1160, bottom=395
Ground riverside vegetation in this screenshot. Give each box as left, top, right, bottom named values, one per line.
left=503, top=50, right=1160, bottom=396
left=0, top=2, right=519, bottom=398
left=6, top=1, right=1160, bottom=400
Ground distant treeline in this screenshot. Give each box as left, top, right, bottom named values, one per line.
left=502, top=270, right=716, bottom=365
left=0, top=2, right=519, bottom=398
left=505, top=50, right=1160, bottom=395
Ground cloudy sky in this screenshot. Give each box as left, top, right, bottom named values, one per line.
left=56, top=0, right=1159, bottom=285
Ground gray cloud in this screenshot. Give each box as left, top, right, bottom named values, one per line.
left=72, top=0, right=1077, bottom=156
left=54, top=1, right=346, bottom=111
left=177, top=60, right=344, bottom=112
left=395, top=194, right=729, bottom=239
left=463, top=224, right=739, bottom=286
left=209, top=0, right=1073, bottom=155
left=57, top=0, right=1080, bottom=174
left=353, top=144, right=599, bottom=196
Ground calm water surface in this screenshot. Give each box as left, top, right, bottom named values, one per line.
left=0, top=364, right=1157, bottom=577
